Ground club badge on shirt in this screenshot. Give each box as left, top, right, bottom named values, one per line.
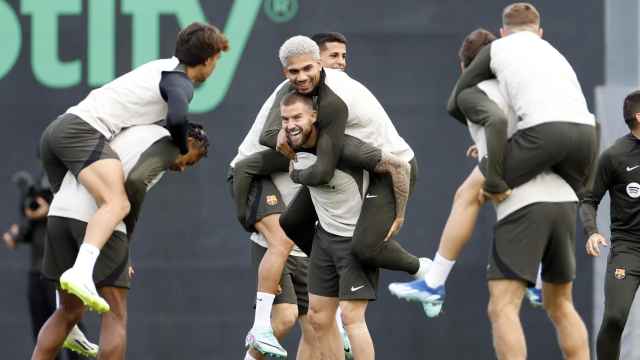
left=615, top=268, right=626, bottom=280
left=266, top=195, right=278, bottom=206
left=626, top=182, right=640, bottom=199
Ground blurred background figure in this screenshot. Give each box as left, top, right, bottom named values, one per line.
left=3, top=169, right=90, bottom=360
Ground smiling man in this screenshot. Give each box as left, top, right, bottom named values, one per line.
left=281, top=92, right=390, bottom=360
left=311, top=32, right=348, bottom=71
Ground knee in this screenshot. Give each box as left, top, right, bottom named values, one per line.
left=340, top=308, right=364, bottom=328
left=307, top=307, right=331, bottom=333
left=543, top=298, right=575, bottom=324
left=487, top=298, right=518, bottom=324
left=273, top=308, right=298, bottom=333
left=101, top=194, right=130, bottom=218
left=58, top=304, right=84, bottom=325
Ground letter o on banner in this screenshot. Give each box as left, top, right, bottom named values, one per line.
left=0, top=2, right=21, bottom=81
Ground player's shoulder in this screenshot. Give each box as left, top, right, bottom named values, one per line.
left=113, top=125, right=170, bottom=144
left=323, top=68, right=375, bottom=107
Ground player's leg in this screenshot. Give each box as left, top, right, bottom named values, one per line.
left=340, top=300, right=373, bottom=360
left=487, top=279, right=527, bottom=360
left=246, top=237, right=291, bottom=358
left=596, top=269, right=640, bottom=360
left=540, top=201, right=588, bottom=360
left=351, top=160, right=421, bottom=274
left=306, top=228, right=344, bottom=359
left=542, top=282, right=589, bottom=360
left=389, top=166, right=484, bottom=309
left=240, top=177, right=291, bottom=357
left=248, top=303, right=298, bottom=360
left=296, top=315, right=320, bottom=360
left=255, top=214, right=293, bottom=295
left=433, top=166, right=485, bottom=267
left=499, top=122, right=597, bottom=196
left=307, top=294, right=343, bottom=359
left=31, top=290, right=85, bottom=360
left=279, top=187, right=317, bottom=256
left=42, top=115, right=127, bottom=313
left=96, top=287, right=128, bottom=360
left=335, top=228, right=378, bottom=360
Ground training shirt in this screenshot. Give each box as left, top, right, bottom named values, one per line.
left=260, top=68, right=413, bottom=186
left=293, top=153, right=369, bottom=237
left=48, top=125, right=178, bottom=235
left=469, top=80, right=578, bottom=221
left=67, top=57, right=193, bottom=154
left=229, top=81, right=290, bottom=168
left=449, top=31, right=596, bottom=130
left=581, top=134, right=640, bottom=247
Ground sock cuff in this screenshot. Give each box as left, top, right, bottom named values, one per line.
left=435, top=252, right=456, bottom=266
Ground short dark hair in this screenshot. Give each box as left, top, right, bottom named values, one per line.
left=502, top=2, right=540, bottom=29
left=458, top=29, right=497, bottom=68
left=280, top=91, right=314, bottom=110
left=187, top=122, right=210, bottom=156
left=310, top=32, right=348, bottom=50
left=175, top=22, right=229, bottom=66
left=623, top=91, right=640, bottom=129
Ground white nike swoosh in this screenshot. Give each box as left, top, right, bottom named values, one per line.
left=351, top=285, right=366, bottom=292
left=365, top=194, right=377, bottom=198
left=627, top=165, right=640, bottom=172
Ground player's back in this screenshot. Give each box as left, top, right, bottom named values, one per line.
left=48, top=125, right=170, bottom=231
left=489, top=31, right=595, bottom=130
left=67, top=58, right=182, bottom=140
left=323, top=69, right=414, bottom=162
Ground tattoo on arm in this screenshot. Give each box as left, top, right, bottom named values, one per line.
left=375, top=151, right=410, bottom=219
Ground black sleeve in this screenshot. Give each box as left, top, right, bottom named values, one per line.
left=259, top=98, right=285, bottom=149
left=160, top=72, right=194, bottom=155
left=579, top=151, right=612, bottom=237
left=447, top=45, right=495, bottom=123
left=290, top=96, right=349, bottom=186
left=123, top=137, right=179, bottom=237
left=259, top=84, right=294, bottom=148
left=232, top=150, right=289, bottom=230
left=457, top=86, right=509, bottom=193
left=339, top=135, right=382, bottom=172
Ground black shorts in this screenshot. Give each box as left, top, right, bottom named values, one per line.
left=40, top=113, right=119, bottom=192
left=480, top=121, right=597, bottom=197
left=228, top=169, right=286, bottom=232
left=251, top=242, right=309, bottom=315
left=42, top=216, right=131, bottom=289
left=308, top=226, right=378, bottom=300
left=487, top=202, right=577, bottom=286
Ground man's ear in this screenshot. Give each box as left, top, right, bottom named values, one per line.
left=634, top=112, right=640, bottom=126
left=538, top=27, right=544, bottom=38
left=311, top=110, right=318, bottom=124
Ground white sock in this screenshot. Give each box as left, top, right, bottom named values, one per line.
left=244, top=352, right=257, bottom=360
left=336, top=307, right=345, bottom=333
left=535, top=265, right=542, bottom=290
left=72, top=243, right=100, bottom=278
left=252, top=292, right=275, bottom=329
left=424, top=252, right=455, bottom=288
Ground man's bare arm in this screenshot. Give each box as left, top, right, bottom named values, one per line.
left=375, top=151, right=411, bottom=239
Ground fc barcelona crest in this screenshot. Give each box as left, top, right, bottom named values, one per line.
left=615, top=268, right=626, bottom=280
left=266, top=195, right=278, bottom=206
